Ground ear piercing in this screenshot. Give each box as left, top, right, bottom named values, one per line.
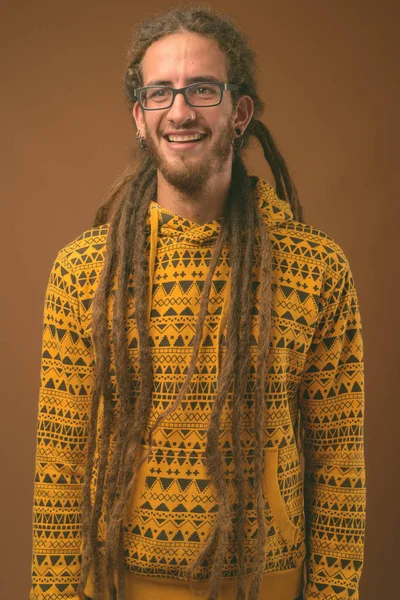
left=231, top=127, right=244, bottom=150
left=136, top=130, right=147, bottom=150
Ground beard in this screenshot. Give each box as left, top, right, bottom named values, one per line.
left=143, top=115, right=234, bottom=196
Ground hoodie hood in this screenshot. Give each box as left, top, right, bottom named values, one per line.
left=146, top=176, right=293, bottom=247
left=144, top=176, right=294, bottom=388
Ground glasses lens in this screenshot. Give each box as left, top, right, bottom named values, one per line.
left=187, top=83, right=221, bottom=106
left=140, top=87, right=173, bottom=109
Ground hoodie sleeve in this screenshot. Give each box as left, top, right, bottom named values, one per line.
left=30, top=251, right=93, bottom=600
left=298, top=253, right=366, bottom=600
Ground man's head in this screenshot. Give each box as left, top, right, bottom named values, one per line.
left=124, top=6, right=266, bottom=195
left=132, top=31, right=254, bottom=195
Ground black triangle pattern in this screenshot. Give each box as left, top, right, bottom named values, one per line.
left=30, top=179, right=365, bottom=599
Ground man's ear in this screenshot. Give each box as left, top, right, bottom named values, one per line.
left=232, top=95, right=254, bottom=134
left=133, top=101, right=145, bottom=135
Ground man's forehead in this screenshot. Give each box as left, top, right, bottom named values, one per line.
left=141, top=32, right=228, bottom=85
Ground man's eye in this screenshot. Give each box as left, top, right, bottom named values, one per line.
left=150, top=89, right=167, bottom=98
left=195, top=87, right=212, bottom=94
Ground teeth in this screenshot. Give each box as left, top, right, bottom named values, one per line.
left=167, top=134, right=205, bottom=142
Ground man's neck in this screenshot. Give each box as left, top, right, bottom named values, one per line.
left=156, top=169, right=231, bottom=225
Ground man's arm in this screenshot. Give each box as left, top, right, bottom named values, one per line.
left=298, top=254, right=366, bottom=599
left=30, top=251, right=93, bottom=600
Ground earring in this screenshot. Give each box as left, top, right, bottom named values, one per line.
left=231, top=127, right=244, bottom=151
left=136, top=130, right=147, bottom=150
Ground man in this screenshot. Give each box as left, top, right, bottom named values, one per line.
left=30, top=5, right=366, bottom=600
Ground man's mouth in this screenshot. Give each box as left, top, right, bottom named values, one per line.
left=164, top=133, right=207, bottom=144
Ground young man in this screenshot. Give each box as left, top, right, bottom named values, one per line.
left=30, top=6, right=366, bottom=600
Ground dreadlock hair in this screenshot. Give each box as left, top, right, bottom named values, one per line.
left=77, top=4, right=306, bottom=600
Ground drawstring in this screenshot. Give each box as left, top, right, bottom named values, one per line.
left=215, top=271, right=231, bottom=388
left=148, top=203, right=159, bottom=327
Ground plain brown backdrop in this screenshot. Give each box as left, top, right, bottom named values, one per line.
left=1, top=0, right=398, bottom=598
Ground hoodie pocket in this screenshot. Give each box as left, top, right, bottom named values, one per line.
left=263, top=446, right=300, bottom=545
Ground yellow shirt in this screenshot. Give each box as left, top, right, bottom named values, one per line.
left=30, top=177, right=366, bottom=599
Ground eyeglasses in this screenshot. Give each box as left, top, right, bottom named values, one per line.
left=134, top=81, right=240, bottom=111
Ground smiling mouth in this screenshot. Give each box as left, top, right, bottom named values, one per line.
left=164, top=134, right=207, bottom=144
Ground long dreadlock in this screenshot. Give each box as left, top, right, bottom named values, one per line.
left=77, top=5, right=306, bottom=600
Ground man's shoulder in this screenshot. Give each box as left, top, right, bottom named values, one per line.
left=55, top=223, right=110, bottom=272
left=254, top=177, right=351, bottom=280
left=271, top=216, right=352, bottom=281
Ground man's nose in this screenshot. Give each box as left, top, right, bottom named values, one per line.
left=166, top=91, right=195, bottom=122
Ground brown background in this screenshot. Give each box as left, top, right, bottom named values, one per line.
left=1, top=0, right=398, bottom=598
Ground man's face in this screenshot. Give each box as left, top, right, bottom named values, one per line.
left=133, top=32, right=238, bottom=195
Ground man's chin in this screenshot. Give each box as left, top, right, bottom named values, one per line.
left=158, top=154, right=206, bottom=180
left=160, top=167, right=208, bottom=195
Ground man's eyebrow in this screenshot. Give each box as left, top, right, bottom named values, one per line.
left=144, top=75, right=221, bottom=86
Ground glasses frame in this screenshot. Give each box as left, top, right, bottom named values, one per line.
left=134, top=81, right=241, bottom=111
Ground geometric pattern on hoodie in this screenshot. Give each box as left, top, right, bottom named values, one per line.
left=30, top=176, right=366, bottom=599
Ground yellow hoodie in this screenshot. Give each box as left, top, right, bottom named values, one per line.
left=30, top=177, right=366, bottom=600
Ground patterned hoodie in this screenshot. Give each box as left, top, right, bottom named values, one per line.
left=30, top=177, right=366, bottom=600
